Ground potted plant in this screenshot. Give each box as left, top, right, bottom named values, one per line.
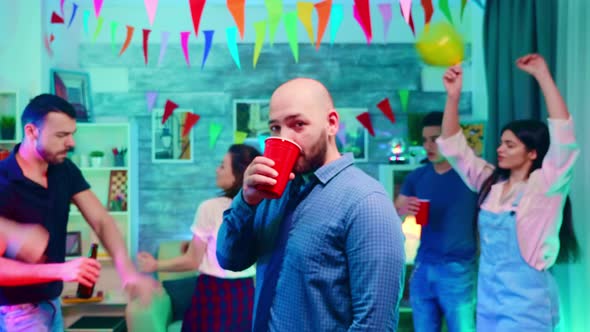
left=89, top=150, right=104, bottom=168
left=0, top=116, right=16, bottom=140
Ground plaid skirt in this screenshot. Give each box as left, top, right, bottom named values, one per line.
left=181, top=274, right=254, bottom=332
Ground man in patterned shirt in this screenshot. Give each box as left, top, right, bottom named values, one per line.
left=217, top=78, right=406, bottom=331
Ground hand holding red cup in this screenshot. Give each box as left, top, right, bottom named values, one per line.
left=415, top=199, right=430, bottom=226
left=256, top=137, right=302, bottom=198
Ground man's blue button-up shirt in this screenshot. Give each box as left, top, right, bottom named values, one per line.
left=217, top=153, right=406, bottom=331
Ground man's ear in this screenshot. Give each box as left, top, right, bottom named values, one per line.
left=327, top=109, right=339, bottom=136
left=23, top=123, right=39, bottom=140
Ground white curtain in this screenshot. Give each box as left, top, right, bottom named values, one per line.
left=554, top=1, right=590, bottom=331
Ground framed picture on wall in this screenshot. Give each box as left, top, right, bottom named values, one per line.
left=460, top=121, right=486, bottom=157
left=50, top=69, right=93, bottom=122
left=151, top=108, right=194, bottom=163
left=233, top=99, right=270, bottom=151
left=336, top=108, right=369, bottom=162
left=65, top=231, right=82, bottom=257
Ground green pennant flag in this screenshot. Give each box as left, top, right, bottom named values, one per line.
left=209, top=123, right=223, bottom=149
left=284, top=11, right=299, bottom=63
left=399, top=90, right=410, bottom=112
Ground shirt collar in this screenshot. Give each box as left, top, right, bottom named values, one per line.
left=312, top=153, right=354, bottom=185
left=3, top=143, right=26, bottom=181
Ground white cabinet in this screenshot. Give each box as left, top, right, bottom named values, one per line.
left=67, top=122, right=136, bottom=260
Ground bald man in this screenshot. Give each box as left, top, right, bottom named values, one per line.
left=217, top=78, right=406, bottom=331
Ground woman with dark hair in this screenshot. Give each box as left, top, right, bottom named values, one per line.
left=438, top=54, right=580, bottom=331
left=137, top=144, right=261, bottom=331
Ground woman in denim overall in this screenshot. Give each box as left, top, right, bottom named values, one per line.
left=437, top=54, right=580, bottom=331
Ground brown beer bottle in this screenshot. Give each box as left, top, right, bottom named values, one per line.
left=76, top=243, right=98, bottom=299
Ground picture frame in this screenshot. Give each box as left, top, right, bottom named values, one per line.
left=233, top=99, right=270, bottom=152
left=49, top=69, right=93, bottom=122
left=152, top=108, right=194, bottom=163
left=460, top=121, right=486, bottom=157
left=336, top=108, right=369, bottom=162
left=65, top=231, right=82, bottom=257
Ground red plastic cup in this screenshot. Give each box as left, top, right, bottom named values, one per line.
left=256, top=137, right=302, bottom=198
left=415, top=199, right=430, bottom=226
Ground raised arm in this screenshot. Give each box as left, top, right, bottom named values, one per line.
left=437, top=66, right=494, bottom=192
left=441, top=65, right=464, bottom=138
left=515, top=54, right=569, bottom=120
left=516, top=54, right=579, bottom=191
left=346, top=192, right=405, bottom=331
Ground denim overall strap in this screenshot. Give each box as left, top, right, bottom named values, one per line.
left=476, top=190, right=559, bottom=331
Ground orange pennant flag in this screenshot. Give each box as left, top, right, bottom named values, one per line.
left=182, top=113, right=200, bottom=137
left=227, top=0, right=245, bottom=39
left=119, top=25, right=135, bottom=56
left=297, top=2, right=315, bottom=45
left=356, top=112, right=375, bottom=136
left=314, top=0, right=332, bottom=50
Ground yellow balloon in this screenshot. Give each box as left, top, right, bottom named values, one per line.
left=416, top=22, right=465, bottom=67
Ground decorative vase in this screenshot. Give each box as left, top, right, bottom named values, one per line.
left=90, top=157, right=102, bottom=168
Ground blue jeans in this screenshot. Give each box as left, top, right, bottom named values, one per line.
left=410, top=260, right=476, bottom=332
left=0, top=298, right=63, bottom=332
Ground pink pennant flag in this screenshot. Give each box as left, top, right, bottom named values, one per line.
left=162, top=100, right=178, bottom=125
left=60, top=0, right=65, bottom=16
left=180, top=31, right=191, bottom=67
left=144, top=0, right=159, bottom=26
left=377, top=98, right=395, bottom=123
left=146, top=91, right=158, bottom=113
left=400, top=0, right=412, bottom=25
left=182, top=113, right=201, bottom=137
left=400, top=3, right=416, bottom=36
left=353, top=5, right=371, bottom=44
left=356, top=112, right=375, bottom=136
left=158, top=31, right=170, bottom=66
left=142, top=29, right=151, bottom=65
left=51, top=12, right=65, bottom=24
left=337, top=123, right=347, bottom=146
left=354, top=0, right=372, bottom=42
left=378, top=3, right=392, bottom=42
left=93, top=0, right=103, bottom=17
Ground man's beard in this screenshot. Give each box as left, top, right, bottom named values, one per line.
left=36, top=141, right=66, bottom=165
left=294, top=133, right=327, bottom=174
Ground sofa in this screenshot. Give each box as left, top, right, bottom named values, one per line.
left=126, top=240, right=198, bottom=332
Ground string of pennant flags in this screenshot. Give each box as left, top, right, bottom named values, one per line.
left=142, top=88, right=411, bottom=143
left=46, top=0, right=482, bottom=144
left=47, top=0, right=484, bottom=68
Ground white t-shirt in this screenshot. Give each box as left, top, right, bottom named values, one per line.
left=191, top=196, right=256, bottom=279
